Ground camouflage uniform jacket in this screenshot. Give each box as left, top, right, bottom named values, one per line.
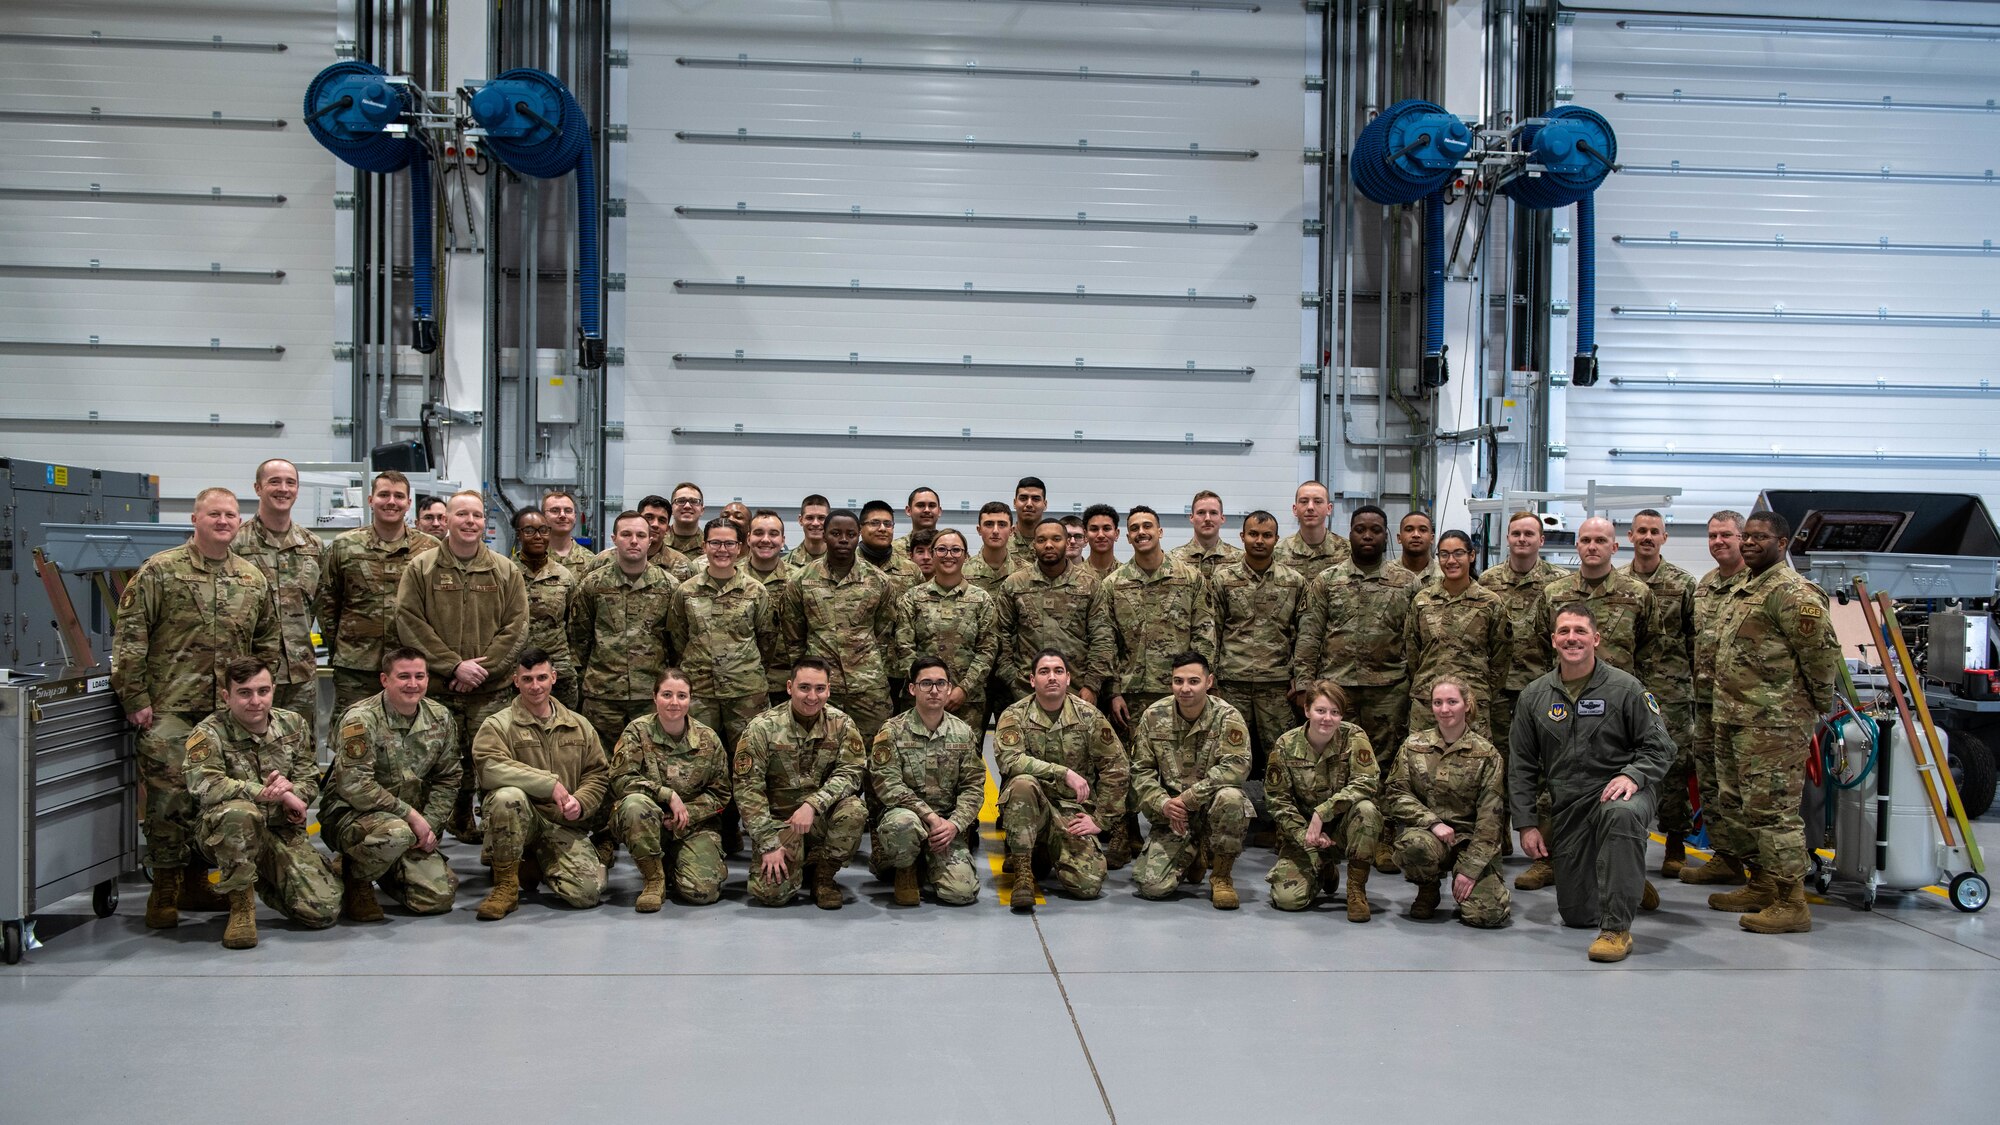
left=1623, top=559, right=1697, bottom=704
left=520, top=558, right=578, bottom=683
left=1404, top=581, right=1511, bottom=704
left=732, top=704, right=867, bottom=855
left=783, top=543, right=825, bottom=570
left=230, top=519, right=323, bottom=687
left=569, top=562, right=677, bottom=700
left=111, top=545, right=279, bottom=716
left=1692, top=566, right=1747, bottom=705
left=1169, top=539, right=1242, bottom=581
left=316, top=526, right=440, bottom=674
left=962, top=554, right=1015, bottom=596
left=1101, top=557, right=1218, bottom=698
left=1273, top=530, right=1350, bottom=582
left=1383, top=726, right=1506, bottom=879
left=1266, top=722, right=1379, bottom=850
left=670, top=568, right=776, bottom=700
left=608, top=715, right=732, bottom=829
left=893, top=580, right=999, bottom=701
left=1006, top=531, right=1038, bottom=573
left=184, top=708, right=317, bottom=819
left=1534, top=569, right=1653, bottom=674
left=1292, top=559, right=1417, bottom=692
left=1711, top=564, right=1839, bottom=728
left=322, top=693, right=460, bottom=830
left=394, top=544, right=530, bottom=686
left=864, top=550, right=924, bottom=600
left=1128, top=695, right=1251, bottom=821
left=1211, top=559, right=1310, bottom=684
left=1391, top=557, right=1442, bottom=588
left=1477, top=558, right=1569, bottom=691
left=549, top=541, right=595, bottom=572
left=778, top=559, right=897, bottom=697
left=994, top=694, right=1128, bottom=824
left=749, top=559, right=799, bottom=693
left=472, top=697, right=611, bottom=818
left=668, top=529, right=704, bottom=557
left=994, top=562, right=1114, bottom=694
left=587, top=542, right=697, bottom=583
left=868, top=709, right=985, bottom=836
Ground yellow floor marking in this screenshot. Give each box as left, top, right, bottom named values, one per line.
left=980, top=771, right=1043, bottom=905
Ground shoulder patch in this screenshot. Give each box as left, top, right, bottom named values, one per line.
left=998, top=726, right=1024, bottom=749
left=733, top=748, right=755, bottom=775
left=1798, top=602, right=1824, bottom=619
left=1096, top=726, right=1116, bottom=746
left=1643, top=692, right=1660, bottom=715
left=339, top=721, right=367, bottom=742
left=185, top=734, right=213, bottom=764
left=1224, top=726, right=1247, bottom=748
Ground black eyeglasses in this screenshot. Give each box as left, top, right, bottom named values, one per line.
left=913, top=679, right=953, bottom=691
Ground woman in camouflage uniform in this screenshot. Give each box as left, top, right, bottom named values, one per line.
left=1384, top=677, right=1510, bottom=927
left=1263, top=680, right=1383, bottom=921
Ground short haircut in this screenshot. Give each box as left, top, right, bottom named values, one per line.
left=1709, top=509, right=1745, bottom=530
left=510, top=506, right=546, bottom=533
left=1168, top=651, right=1212, bottom=675
left=1015, top=476, right=1047, bottom=496
left=1059, top=515, right=1083, bottom=530
left=907, top=486, right=939, bottom=505
left=1507, top=509, right=1542, bottom=528
left=254, top=457, right=298, bottom=484
left=671, top=481, right=702, bottom=500
left=1552, top=602, right=1598, bottom=631
left=909, top=527, right=939, bottom=550
left=751, top=508, right=784, bottom=525
left=372, top=470, right=411, bottom=493
left=1294, top=480, right=1330, bottom=501
left=1303, top=679, right=1350, bottom=713
left=612, top=509, right=648, bottom=532
left=540, top=488, right=576, bottom=507
left=655, top=667, right=692, bottom=693
left=1634, top=508, right=1664, bottom=522
left=517, top=646, right=553, bottom=670
left=223, top=655, right=273, bottom=688
left=800, top=494, right=831, bottom=513
left=860, top=499, right=895, bottom=520
left=825, top=507, right=859, bottom=527
left=979, top=501, right=1012, bottom=520
left=448, top=489, right=484, bottom=509
left=416, top=494, right=447, bottom=512
left=1747, top=510, right=1792, bottom=539
left=1083, top=503, right=1119, bottom=527
left=1242, top=509, right=1277, bottom=529
left=1400, top=510, right=1433, bottom=529
left=791, top=656, right=832, bottom=680
left=1126, top=504, right=1159, bottom=525
left=1191, top=489, right=1222, bottom=508
left=702, top=516, right=740, bottom=541
left=1035, top=516, right=1068, bottom=534
left=1428, top=674, right=1478, bottom=715
left=193, top=486, right=239, bottom=507
left=1032, top=648, right=1070, bottom=674
left=637, top=494, right=672, bottom=513
left=379, top=645, right=428, bottom=674
left=908, top=655, right=949, bottom=681
left=1352, top=504, right=1387, bottom=526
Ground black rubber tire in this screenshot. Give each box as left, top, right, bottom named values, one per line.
left=2, top=921, right=21, bottom=965
left=1948, top=872, right=1990, bottom=913
left=1946, top=731, right=1996, bottom=819
left=92, top=880, right=119, bottom=918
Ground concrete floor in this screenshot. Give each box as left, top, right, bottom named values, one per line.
left=6, top=767, right=1999, bottom=1124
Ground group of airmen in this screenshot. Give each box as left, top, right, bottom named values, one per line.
left=111, top=461, right=1838, bottom=962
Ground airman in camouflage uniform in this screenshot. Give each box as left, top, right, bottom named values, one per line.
left=1273, top=481, right=1350, bottom=581
left=1210, top=512, right=1309, bottom=838
left=996, top=652, right=1129, bottom=907
left=671, top=562, right=777, bottom=749
left=1169, top=490, right=1241, bottom=580
left=1292, top=509, right=1417, bottom=769
left=1475, top=512, right=1568, bottom=773
left=869, top=681, right=985, bottom=906
left=520, top=556, right=579, bottom=709
left=734, top=666, right=869, bottom=909
left=609, top=697, right=733, bottom=910
left=319, top=655, right=461, bottom=920
left=1622, top=509, right=1698, bottom=875
left=570, top=552, right=679, bottom=754
left=318, top=520, right=441, bottom=718
left=1386, top=724, right=1510, bottom=928
left=1129, top=661, right=1253, bottom=908
left=1101, top=509, right=1218, bottom=724
left=1707, top=512, right=1840, bottom=934
left=747, top=510, right=799, bottom=702
left=184, top=671, right=342, bottom=947
left=472, top=659, right=611, bottom=918
left=1264, top=710, right=1382, bottom=918
left=994, top=533, right=1114, bottom=700
left=1006, top=477, right=1048, bottom=573
left=778, top=514, right=899, bottom=743
left=112, top=487, right=281, bottom=925
left=232, top=460, right=324, bottom=730
left=1403, top=580, right=1509, bottom=741
left=1682, top=511, right=1753, bottom=886
left=893, top=544, right=1000, bottom=732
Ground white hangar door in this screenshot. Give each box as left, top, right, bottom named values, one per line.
left=617, top=1, right=1314, bottom=529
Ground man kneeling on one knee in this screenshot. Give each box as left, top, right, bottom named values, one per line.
left=1130, top=652, right=1254, bottom=909
left=1510, top=605, right=1675, bottom=962
left=472, top=647, right=611, bottom=919
left=734, top=658, right=868, bottom=909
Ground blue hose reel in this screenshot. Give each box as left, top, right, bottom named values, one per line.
left=1349, top=99, right=1617, bottom=388
left=469, top=68, right=605, bottom=370
left=304, top=61, right=440, bottom=354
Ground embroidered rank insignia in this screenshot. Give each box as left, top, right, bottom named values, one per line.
left=1547, top=703, right=1568, bottom=722
left=1643, top=692, right=1660, bottom=715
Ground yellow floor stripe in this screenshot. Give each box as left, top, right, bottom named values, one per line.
left=979, top=770, right=1043, bottom=906
left=1648, top=831, right=1947, bottom=900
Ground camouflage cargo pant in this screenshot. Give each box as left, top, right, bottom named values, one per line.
left=689, top=693, right=767, bottom=753
left=1341, top=683, right=1409, bottom=773
left=1134, top=786, right=1253, bottom=900
left=870, top=810, right=979, bottom=905
left=1394, top=827, right=1511, bottom=928
left=1217, top=680, right=1296, bottom=782
left=1000, top=776, right=1107, bottom=900
left=331, top=667, right=379, bottom=726
left=611, top=793, right=726, bottom=904
left=1654, top=699, right=1697, bottom=837
left=483, top=786, right=606, bottom=908
left=1406, top=693, right=1495, bottom=744
left=322, top=808, right=458, bottom=914
left=746, top=795, right=867, bottom=906
left=580, top=696, right=653, bottom=757
left=136, top=710, right=209, bottom=868
left=1549, top=785, right=1656, bottom=932
left=194, top=800, right=341, bottom=928
left=1691, top=702, right=1746, bottom=860
left=832, top=690, right=892, bottom=745
left=1715, top=722, right=1810, bottom=882
left=1114, top=691, right=1167, bottom=825
left=1267, top=799, right=1383, bottom=911
left=437, top=686, right=511, bottom=783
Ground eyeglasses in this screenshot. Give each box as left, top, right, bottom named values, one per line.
left=931, top=546, right=966, bottom=557
left=1437, top=549, right=1470, bottom=560
left=862, top=519, right=895, bottom=529
left=704, top=540, right=740, bottom=549
left=672, top=497, right=702, bottom=507
left=913, top=679, right=953, bottom=691
left=1740, top=532, right=1778, bottom=543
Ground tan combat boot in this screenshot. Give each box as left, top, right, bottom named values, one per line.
left=634, top=855, right=667, bottom=913
left=1680, top=851, right=1747, bottom=886
left=1587, top=929, right=1632, bottom=963
left=477, top=860, right=521, bottom=920
left=1373, top=840, right=1400, bottom=875
left=145, top=866, right=183, bottom=930
left=177, top=864, right=230, bottom=912
left=221, top=886, right=258, bottom=950
left=1209, top=852, right=1240, bottom=910
left=813, top=861, right=844, bottom=910
left=342, top=865, right=385, bottom=923
left=1514, top=858, right=1556, bottom=890
left=1010, top=862, right=1037, bottom=914
left=1660, top=834, right=1687, bottom=879
left=1641, top=880, right=1661, bottom=912
left=893, top=865, right=922, bottom=907
left=1708, top=868, right=1776, bottom=913
left=1344, top=860, right=1372, bottom=923
left=1410, top=879, right=1442, bottom=920
left=1739, top=878, right=1812, bottom=934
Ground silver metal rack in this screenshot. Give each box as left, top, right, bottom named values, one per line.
left=0, top=414, right=285, bottom=435
left=0, top=340, right=286, bottom=358
left=1612, top=306, right=1998, bottom=327
left=0, top=31, right=288, bottom=52
left=1609, top=448, right=1998, bottom=467
left=671, top=352, right=1254, bottom=379
left=0, top=185, right=287, bottom=206
left=675, top=55, right=1258, bottom=86
left=672, top=279, right=1255, bottom=306
left=0, top=109, right=287, bottom=129
left=674, top=204, right=1256, bottom=233
left=672, top=425, right=1254, bottom=452
left=675, top=129, right=1257, bottom=160
left=1608, top=375, right=1999, bottom=396
left=1614, top=235, right=1998, bottom=256
left=1615, top=91, right=1999, bottom=115
left=0, top=263, right=286, bottom=283
left=1624, top=163, right=1994, bottom=186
